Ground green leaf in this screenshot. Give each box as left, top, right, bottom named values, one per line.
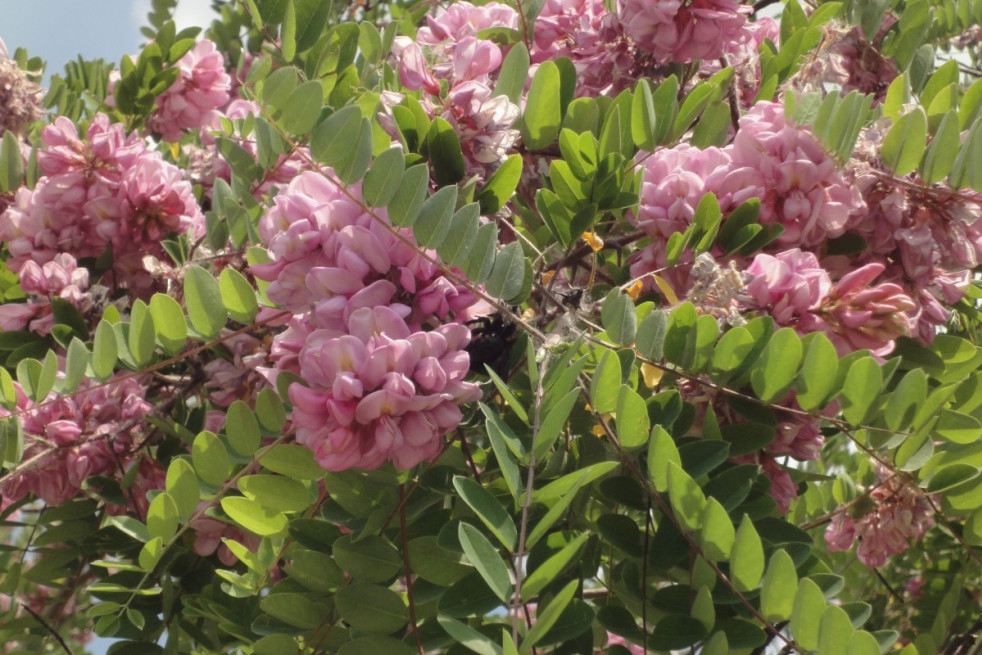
left=138, top=537, right=164, bottom=572
left=192, top=430, right=231, bottom=486
left=484, top=241, right=526, bottom=300
left=522, top=533, right=588, bottom=600
left=458, top=522, right=513, bottom=603
left=667, top=461, right=706, bottom=531
left=884, top=368, right=927, bottom=432
left=280, top=80, right=323, bottom=135
left=438, top=616, right=504, bottom=655
left=256, top=387, right=287, bottom=432
left=165, top=458, right=199, bottom=520
left=601, top=289, right=637, bottom=346
left=636, top=309, right=667, bottom=362
left=221, top=496, right=288, bottom=536
left=648, top=425, right=681, bottom=493
left=260, top=444, right=326, bottom=480
left=387, top=164, right=429, bottom=227
left=280, top=0, right=297, bottom=60
left=790, top=578, right=826, bottom=650
left=616, top=385, right=649, bottom=449
left=358, top=21, right=382, bottom=63
left=818, top=605, right=855, bottom=655
left=926, top=463, right=979, bottom=493
left=363, top=146, right=405, bottom=208
left=184, top=265, right=227, bottom=339
left=453, top=476, right=518, bottom=551
left=147, top=492, right=179, bottom=541
left=591, top=350, right=622, bottom=414
left=493, top=43, right=529, bottom=104
left=408, top=537, right=470, bottom=586
left=534, top=387, right=579, bottom=459
left=847, top=631, right=882, bottom=655
left=334, top=534, right=401, bottom=582
left=127, top=300, right=156, bottom=367
left=950, top=115, right=982, bottom=192
left=64, top=337, right=89, bottom=393
left=239, top=475, right=313, bottom=512
left=260, top=592, right=329, bottom=630
left=631, top=79, right=658, bottom=151
left=225, top=400, right=261, bottom=457
left=261, top=66, right=298, bottom=110
left=426, top=117, right=466, bottom=185
left=840, top=357, right=882, bottom=424
left=285, top=548, right=345, bottom=592
left=760, top=549, right=798, bottom=622
left=920, top=109, right=961, bottom=183
left=796, top=333, right=839, bottom=411
left=0, top=131, right=24, bottom=192
left=700, top=497, right=735, bottom=561
left=483, top=406, right=524, bottom=502
left=521, top=580, right=577, bottom=652
left=148, top=293, right=187, bottom=356
left=730, top=515, right=764, bottom=592
left=0, top=415, right=22, bottom=467
left=91, top=319, right=118, bottom=380
left=521, top=61, right=562, bottom=150
left=219, top=268, right=259, bottom=324
left=526, top=473, right=590, bottom=549
left=750, top=327, right=801, bottom=403
left=881, top=107, right=927, bottom=175
left=413, top=184, right=456, bottom=249
left=438, top=203, right=480, bottom=268
left=935, top=409, right=982, bottom=443
left=311, top=109, right=373, bottom=184
left=478, top=154, right=522, bottom=214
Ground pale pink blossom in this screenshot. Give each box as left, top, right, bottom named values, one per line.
left=148, top=39, right=231, bottom=141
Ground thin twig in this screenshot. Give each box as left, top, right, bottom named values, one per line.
left=20, top=603, right=73, bottom=655
left=400, top=486, right=425, bottom=655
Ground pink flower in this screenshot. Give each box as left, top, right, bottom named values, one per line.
left=392, top=37, right=440, bottom=95
left=288, top=307, right=481, bottom=472
left=618, top=0, right=751, bottom=64
left=820, top=262, right=915, bottom=356
left=825, top=466, right=934, bottom=567
left=0, top=49, right=45, bottom=135
left=148, top=39, right=231, bottom=142
left=745, top=249, right=831, bottom=330
left=723, top=102, right=865, bottom=247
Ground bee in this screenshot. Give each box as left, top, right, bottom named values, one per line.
left=465, top=312, right=518, bottom=375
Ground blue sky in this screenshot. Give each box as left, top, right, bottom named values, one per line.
left=0, top=0, right=218, bottom=75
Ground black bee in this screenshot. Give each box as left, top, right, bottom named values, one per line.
left=465, top=312, right=518, bottom=375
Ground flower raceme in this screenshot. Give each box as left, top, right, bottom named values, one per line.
left=252, top=169, right=482, bottom=471
left=289, top=307, right=481, bottom=471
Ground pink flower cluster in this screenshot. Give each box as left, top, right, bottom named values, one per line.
left=825, top=466, right=935, bottom=568
left=0, top=253, right=92, bottom=335
left=0, top=376, right=153, bottom=508
left=389, top=2, right=521, bottom=176
left=745, top=250, right=915, bottom=356
left=252, top=171, right=481, bottom=471
left=290, top=306, right=480, bottom=470
left=617, top=0, right=752, bottom=64
left=630, top=103, right=923, bottom=356
left=530, top=0, right=633, bottom=97
left=0, top=39, right=45, bottom=136
left=851, top=172, right=982, bottom=343
left=0, top=113, right=204, bottom=293
left=148, top=39, right=231, bottom=142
